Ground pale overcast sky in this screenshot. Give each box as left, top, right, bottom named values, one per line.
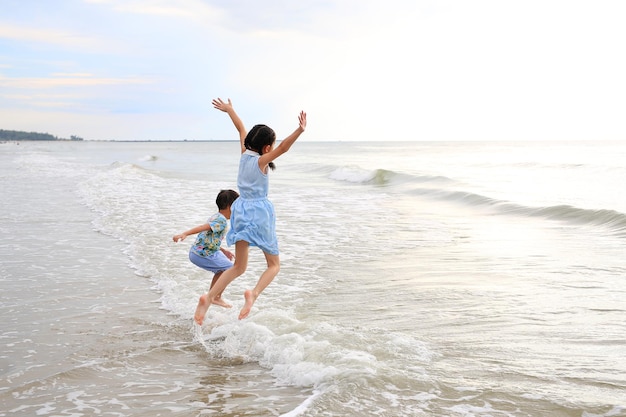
left=1, top=0, right=625, bottom=141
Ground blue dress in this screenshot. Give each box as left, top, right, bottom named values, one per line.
left=227, top=150, right=278, bottom=255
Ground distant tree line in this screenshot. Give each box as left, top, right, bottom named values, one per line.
left=0, top=129, right=83, bottom=141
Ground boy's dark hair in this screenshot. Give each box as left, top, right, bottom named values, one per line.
left=244, top=124, right=277, bottom=170
left=216, top=189, right=239, bottom=210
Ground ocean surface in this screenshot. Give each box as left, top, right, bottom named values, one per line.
left=1, top=139, right=625, bottom=417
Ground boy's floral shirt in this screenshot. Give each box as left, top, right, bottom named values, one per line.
left=190, top=213, right=228, bottom=257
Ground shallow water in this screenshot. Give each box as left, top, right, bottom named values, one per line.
left=1, top=140, right=625, bottom=416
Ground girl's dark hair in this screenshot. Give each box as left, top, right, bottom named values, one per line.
left=244, top=124, right=277, bottom=170
left=216, top=189, right=239, bottom=210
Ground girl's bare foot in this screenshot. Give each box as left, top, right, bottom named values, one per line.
left=194, top=294, right=211, bottom=325
left=238, top=289, right=257, bottom=320
left=212, top=296, right=232, bottom=308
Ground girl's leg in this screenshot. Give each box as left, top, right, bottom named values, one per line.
left=194, top=241, right=249, bottom=325
left=239, top=252, right=280, bottom=320
left=209, top=271, right=231, bottom=308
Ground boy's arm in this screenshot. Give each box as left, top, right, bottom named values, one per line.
left=173, top=224, right=211, bottom=242
left=212, top=98, right=247, bottom=153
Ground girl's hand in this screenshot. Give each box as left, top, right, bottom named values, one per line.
left=298, top=111, right=307, bottom=131
left=212, top=98, right=233, bottom=113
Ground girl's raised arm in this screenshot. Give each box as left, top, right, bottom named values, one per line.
left=259, top=111, right=306, bottom=168
left=212, top=98, right=247, bottom=153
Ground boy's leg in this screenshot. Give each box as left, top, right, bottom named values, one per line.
left=239, top=252, right=280, bottom=320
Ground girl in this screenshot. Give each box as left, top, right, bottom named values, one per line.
left=194, top=98, right=307, bottom=324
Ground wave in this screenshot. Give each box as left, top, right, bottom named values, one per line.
left=527, top=204, right=626, bottom=229
left=328, top=166, right=453, bottom=186
left=412, top=187, right=626, bottom=236
left=108, top=160, right=150, bottom=171
left=324, top=164, right=626, bottom=237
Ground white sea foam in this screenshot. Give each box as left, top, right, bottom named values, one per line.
left=139, top=154, right=158, bottom=162
left=329, top=166, right=376, bottom=183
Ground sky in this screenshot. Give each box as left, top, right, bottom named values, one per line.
left=1, top=0, right=625, bottom=142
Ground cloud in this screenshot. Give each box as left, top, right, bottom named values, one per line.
left=1, top=75, right=151, bottom=92
left=0, top=22, right=108, bottom=50
left=84, top=0, right=224, bottom=22
left=0, top=74, right=155, bottom=89
left=0, top=107, right=197, bottom=140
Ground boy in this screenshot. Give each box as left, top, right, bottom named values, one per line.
left=173, top=189, right=239, bottom=308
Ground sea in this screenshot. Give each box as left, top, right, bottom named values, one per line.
left=1, top=139, right=625, bottom=417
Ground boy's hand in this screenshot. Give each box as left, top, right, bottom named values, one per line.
left=212, top=98, right=233, bottom=113
left=173, top=234, right=186, bottom=243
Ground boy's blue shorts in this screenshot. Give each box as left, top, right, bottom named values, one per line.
left=189, top=251, right=233, bottom=274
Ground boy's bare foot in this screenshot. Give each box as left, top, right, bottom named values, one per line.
left=194, top=294, right=211, bottom=325
left=238, top=289, right=257, bottom=320
left=212, top=297, right=232, bottom=308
